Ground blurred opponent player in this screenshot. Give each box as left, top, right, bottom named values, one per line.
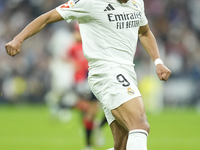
left=67, top=22, right=106, bottom=150
left=5, top=0, right=171, bottom=149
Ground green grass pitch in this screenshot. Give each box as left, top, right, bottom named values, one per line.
left=0, top=105, right=200, bottom=150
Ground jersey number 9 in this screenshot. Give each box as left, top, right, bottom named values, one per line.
left=116, top=74, right=130, bottom=87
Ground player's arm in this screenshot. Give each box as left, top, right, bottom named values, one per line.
left=5, top=9, right=63, bottom=57
left=138, top=24, right=171, bottom=81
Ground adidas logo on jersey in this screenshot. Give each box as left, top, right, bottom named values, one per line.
left=104, top=4, right=115, bottom=11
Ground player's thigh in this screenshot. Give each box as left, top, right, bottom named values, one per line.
left=110, top=120, right=128, bottom=150
left=111, top=96, right=149, bottom=132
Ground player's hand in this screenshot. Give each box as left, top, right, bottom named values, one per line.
left=5, top=39, right=22, bottom=57
left=156, top=64, right=171, bottom=81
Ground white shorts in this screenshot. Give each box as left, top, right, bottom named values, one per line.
left=88, top=61, right=141, bottom=125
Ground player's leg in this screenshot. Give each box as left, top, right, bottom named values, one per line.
left=93, top=115, right=107, bottom=147
left=111, top=96, right=149, bottom=150
left=99, top=116, right=107, bottom=128
left=110, top=120, right=128, bottom=150
left=83, top=100, right=99, bottom=149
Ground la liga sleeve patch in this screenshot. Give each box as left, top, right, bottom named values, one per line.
left=60, top=0, right=75, bottom=9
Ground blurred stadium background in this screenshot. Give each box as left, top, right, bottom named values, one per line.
left=0, top=0, right=200, bottom=150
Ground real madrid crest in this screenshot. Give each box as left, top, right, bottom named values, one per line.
left=132, top=0, right=139, bottom=9
left=127, top=87, right=135, bottom=95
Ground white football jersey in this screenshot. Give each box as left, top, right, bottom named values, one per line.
left=56, top=0, right=148, bottom=67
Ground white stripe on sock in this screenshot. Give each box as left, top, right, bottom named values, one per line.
left=129, top=129, right=148, bottom=137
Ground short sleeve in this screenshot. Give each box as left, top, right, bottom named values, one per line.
left=139, top=0, right=148, bottom=26
left=56, top=0, right=92, bottom=23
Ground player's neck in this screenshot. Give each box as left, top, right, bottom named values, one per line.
left=117, top=0, right=129, bottom=4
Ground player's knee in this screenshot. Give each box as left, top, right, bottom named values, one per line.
left=132, top=121, right=149, bottom=133
left=139, top=119, right=150, bottom=133
left=127, top=117, right=150, bottom=134
left=143, top=121, right=150, bottom=134
left=137, top=117, right=150, bottom=132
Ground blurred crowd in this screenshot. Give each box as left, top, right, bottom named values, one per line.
left=0, top=0, right=199, bottom=108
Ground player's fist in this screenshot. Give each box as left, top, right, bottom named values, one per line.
left=156, top=64, right=171, bottom=81
left=5, top=39, right=21, bottom=57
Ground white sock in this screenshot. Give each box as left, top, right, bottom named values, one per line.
left=126, top=129, right=148, bottom=150
left=107, top=148, right=114, bottom=150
